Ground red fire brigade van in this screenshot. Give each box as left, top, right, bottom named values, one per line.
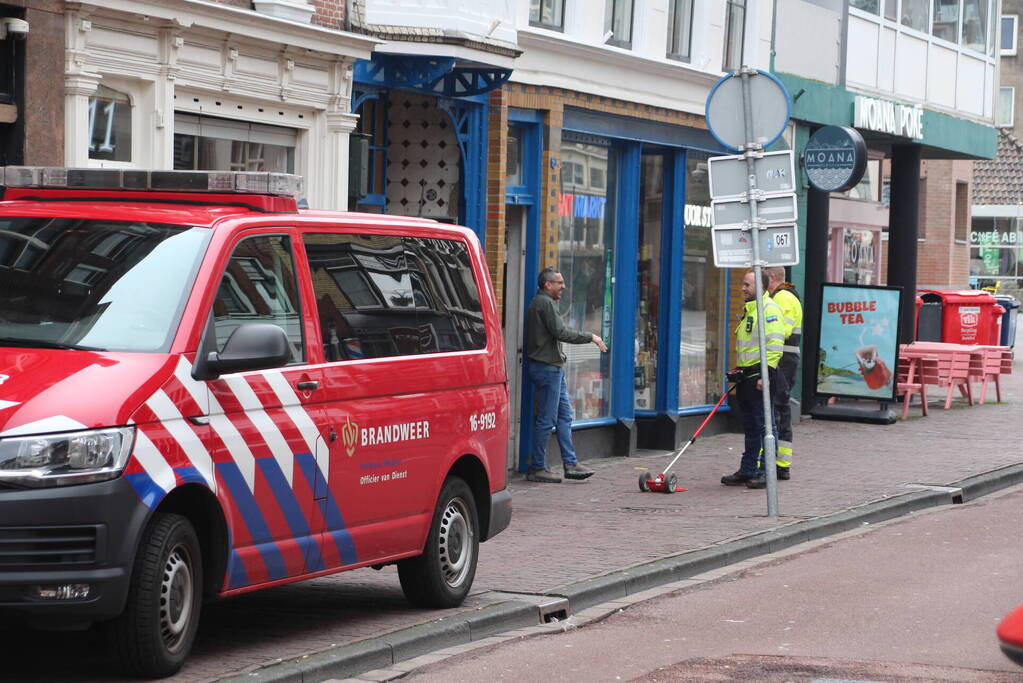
left=0, top=167, right=511, bottom=677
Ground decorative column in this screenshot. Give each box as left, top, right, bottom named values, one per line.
left=319, top=110, right=360, bottom=210
left=309, top=58, right=359, bottom=210
left=64, top=10, right=100, bottom=166
left=153, top=26, right=184, bottom=169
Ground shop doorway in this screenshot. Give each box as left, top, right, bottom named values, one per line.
left=503, top=204, right=526, bottom=469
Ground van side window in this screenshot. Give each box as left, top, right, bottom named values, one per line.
left=404, top=237, right=486, bottom=352
left=213, top=234, right=304, bottom=362
left=303, top=233, right=486, bottom=360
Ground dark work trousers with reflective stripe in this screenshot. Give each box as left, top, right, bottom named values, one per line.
left=773, top=353, right=798, bottom=468
left=736, top=368, right=782, bottom=476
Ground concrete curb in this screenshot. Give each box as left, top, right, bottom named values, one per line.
left=223, top=466, right=1023, bottom=682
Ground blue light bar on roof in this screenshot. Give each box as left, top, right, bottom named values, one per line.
left=1, top=167, right=304, bottom=197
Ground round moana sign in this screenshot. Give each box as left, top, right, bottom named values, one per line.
left=804, top=125, right=867, bottom=193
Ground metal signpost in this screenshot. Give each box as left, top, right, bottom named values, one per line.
left=705, top=67, right=794, bottom=518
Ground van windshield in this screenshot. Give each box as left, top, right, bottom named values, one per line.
left=0, top=217, right=210, bottom=353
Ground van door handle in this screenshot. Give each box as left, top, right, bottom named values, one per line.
left=296, top=380, right=319, bottom=391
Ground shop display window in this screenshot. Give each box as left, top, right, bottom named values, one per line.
left=679, top=152, right=727, bottom=407
left=635, top=154, right=664, bottom=411
left=559, top=138, right=615, bottom=420
left=173, top=113, right=295, bottom=173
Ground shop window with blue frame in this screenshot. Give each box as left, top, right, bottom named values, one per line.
left=604, top=0, right=634, bottom=48
left=559, top=136, right=615, bottom=420
left=506, top=126, right=524, bottom=189
left=635, top=154, right=664, bottom=411
left=679, top=151, right=727, bottom=407
left=89, top=85, right=132, bottom=163
left=352, top=96, right=388, bottom=213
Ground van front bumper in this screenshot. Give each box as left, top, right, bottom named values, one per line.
left=0, top=477, right=149, bottom=625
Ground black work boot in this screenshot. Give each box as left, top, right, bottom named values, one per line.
left=777, top=466, right=790, bottom=480
left=721, top=471, right=753, bottom=486
left=745, top=473, right=767, bottom=489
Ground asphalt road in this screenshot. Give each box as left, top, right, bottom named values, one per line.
left=402, top=486, right=1023, bottom=682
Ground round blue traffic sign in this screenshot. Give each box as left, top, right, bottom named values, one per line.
left=705, top=69, right=791, bottom=153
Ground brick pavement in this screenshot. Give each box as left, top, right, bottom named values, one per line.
left=4, top=356, right=1021, bottom=682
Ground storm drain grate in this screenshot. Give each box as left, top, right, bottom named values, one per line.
left=900, top=483, right=964, bottom=504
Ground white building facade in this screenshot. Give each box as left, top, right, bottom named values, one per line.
left=64, top=0, right=376, bottom=209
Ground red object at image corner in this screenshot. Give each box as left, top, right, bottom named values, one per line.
left=997, top=605, right=1023, bottom=667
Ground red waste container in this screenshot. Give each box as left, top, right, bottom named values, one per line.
left=990, top=304, right=1005, bottom=347
left=914, top=296, right=922, bottom=340
left=917, top=290, right=1000, bottom=345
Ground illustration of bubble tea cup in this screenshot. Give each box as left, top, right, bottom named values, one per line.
left=856, top=345, right=892, bottom=389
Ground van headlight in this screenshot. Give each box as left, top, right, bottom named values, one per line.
left=0, top=426, right=135, bottom=488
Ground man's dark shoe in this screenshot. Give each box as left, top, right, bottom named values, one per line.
left=564, top=463, right=594, bottom=480
left=526, top=468, right=562, bottom=483
left=777, top=466, right=790, bottom=480
left=721, top=471, right=753, bottom=486
left=746, top=473, right=767, bottom=489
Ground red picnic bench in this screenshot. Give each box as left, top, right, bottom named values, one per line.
left=896, top=342, right=1013, bottom=418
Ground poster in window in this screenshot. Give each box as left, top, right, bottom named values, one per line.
left=816, top=283, right=902, bottom=401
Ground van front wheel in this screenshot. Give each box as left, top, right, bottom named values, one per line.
left=108, top=513, right=203, bottom=678
left=398, top=477, right=479, bottom=608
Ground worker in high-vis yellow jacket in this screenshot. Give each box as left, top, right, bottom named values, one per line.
left=721, top=269, right=787, bottom=489
left=765, top=265, right=802, bottom=482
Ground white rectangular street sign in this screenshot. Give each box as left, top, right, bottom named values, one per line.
left=711, top=192, right=797, bottom=228
left=708, top=150, right=796, bottom=199
left=711, top=223, right=800, bottom=268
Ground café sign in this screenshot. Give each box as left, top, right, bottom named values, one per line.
left=853, top=95, right=924, bottom=140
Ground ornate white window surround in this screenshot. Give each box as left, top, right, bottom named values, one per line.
left=64, top=1, right=377, bottom=209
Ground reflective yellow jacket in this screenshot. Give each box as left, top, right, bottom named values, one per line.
left=771, top=285, right=803, bottom=357
left=735, top=294, right=785, bottom=369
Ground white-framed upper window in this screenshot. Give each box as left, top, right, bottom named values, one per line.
left=1002, top=15, right=1018, bottom=55
left=604, top=0, right=634, bottom=48
left=932, top=0, right=960, bottom=44
left=667, top=0, right=694, bottom=61
left=529, top=0, right=564, bottom=31
left=851, top=0, right=996, bottom=58
left=722, top=0, right=747, bottom=71
left=998, top=86, right=1015, bottom=127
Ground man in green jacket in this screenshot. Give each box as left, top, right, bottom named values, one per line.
left=526, top=267, right=607, bottom=483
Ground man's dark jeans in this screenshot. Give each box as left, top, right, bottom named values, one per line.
left=528, top=360, right=578, bottom=471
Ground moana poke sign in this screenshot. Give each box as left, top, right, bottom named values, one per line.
left=816, top=283, right=903, bottom=401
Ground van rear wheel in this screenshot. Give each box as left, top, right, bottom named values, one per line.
left=107, top=513, right=203, bottom=678
left=398, top=477, right=479, bottom=608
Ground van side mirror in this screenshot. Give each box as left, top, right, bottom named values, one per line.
left=203, top=323, right=291, bottom=378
